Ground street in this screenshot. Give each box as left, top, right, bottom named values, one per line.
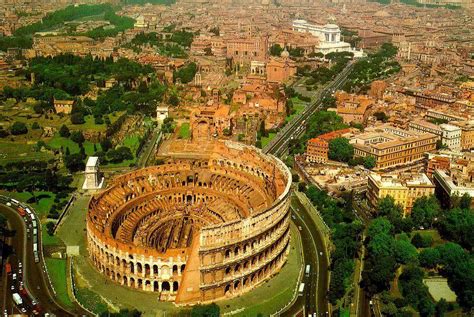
left=0, top=203, right=85, bottom=316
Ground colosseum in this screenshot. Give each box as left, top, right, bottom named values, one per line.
left=86, top=140, right=292, bottom=304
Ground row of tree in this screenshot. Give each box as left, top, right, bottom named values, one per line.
left=305, top=185, right=362, bottom=304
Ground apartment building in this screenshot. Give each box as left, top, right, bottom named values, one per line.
left=367, top=172, right=435, bottom=216
left=351, top=125, right=437, bottom=171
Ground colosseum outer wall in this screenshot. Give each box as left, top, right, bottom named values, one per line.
left=86, top=141, right=292, bottom=304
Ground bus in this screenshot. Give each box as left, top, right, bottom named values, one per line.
left=305, top=265, right=311, bottom=276
left=298, top=283, right=305, bottom=296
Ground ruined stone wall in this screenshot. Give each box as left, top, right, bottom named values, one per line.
left=86, top=141, right=291, bottom=303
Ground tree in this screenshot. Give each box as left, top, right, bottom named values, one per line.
left=410, top=196, right=440, bottom=229
left=70, top=112, right=85, bottom=124
left=64, top=153, right=85, bottom=172
left=269, top=44, right=283, bottom=57
left=31, top=122, right=40, bottom=130
left=411, top=232, right=432, bottom=248
left=393, top=238, right=418, bottom=265
left=328, top=137, right=353, bottom=162
left=59, top=124, right=70, bottom=137
left=459, top=193, right=471, bottom=210
left=100, top=138, right=113, bottom=152
left=435, top=298, right=448, bottom=317
left=363, top=156, right=376, bottom=169
left=70, top=131, right=85, bottom=145
left=10, top=121, right=28, bottom=135
left=376, top=196, right=405, bottom=232
left=419, top=248, right=440, bottom=269
left=438, top=207, right=474, bottom=250
left=374, top=111, right=389, bottom=122
left=191, top=303, right=220, bottom=317
left=168, top=94, right=179, bottom=107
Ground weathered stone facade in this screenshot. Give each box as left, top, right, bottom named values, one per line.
left=86, top=141, right=292, bottom=304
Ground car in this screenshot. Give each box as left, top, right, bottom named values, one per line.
left=18, top=268, right=22, bottom=275
left=6, top=202, right=11, bottom=207
left=298, top=226, right=302, bottom=231
left=10, top=285, right=15, bottom=291
left=18, top=262, right=22, bottom=269
left=20, top=308, right=27, bottom=313
left=4, top=309, right=7, bottom=317
left=319, top=251, right=323, bottom=256
left=12, top=273, right=17, bottom=280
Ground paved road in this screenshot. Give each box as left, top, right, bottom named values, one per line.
left=263, top=62, right=354, bottom=157
left=0, top=204, right=84, bottom=316
left=292, top=196, right=329, bottom=317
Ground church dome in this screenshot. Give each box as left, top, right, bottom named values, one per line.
left=281, top=48, right=290, bottom=58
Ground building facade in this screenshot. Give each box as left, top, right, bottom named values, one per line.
left=86, top=141, right=292, bottom=304
left=367, top=172, right=435, bottom=216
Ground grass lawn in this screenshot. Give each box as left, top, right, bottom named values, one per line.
left=75, top=287, right=109, bottom=315
left=178, top=123, right=191, bottom=139
left=0, top=190, right=56, bottom=218
left=42, top=225, right=62, bottom=246
left=285, top=97, right=307, bottom=123
left=261, top=132, right=276, bottom=148
left=45, top=258, right=74, bottom=308
left=411, top=229, right=445, bottom=247
left=0, top=141, right=53, bottom=164
left=0, top=190, right=67, bottom=247
left=47, top=135, right=100, bottom=156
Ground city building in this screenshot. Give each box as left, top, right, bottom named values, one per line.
left=292, top=19, right=364, bottom=57
left=335, top=92, right=374, bottom=125
left=351, top=125, right=437, bottom=171
left=265, top=49, right=297, bottom=83
left=409, top=120, right=461, bottom=151
left=450, top=120, right=474, bottom=151
left=53, top=99, right=75, bottom=114
left=306, top=128, right=352, bottom=163
left=367, top=172, right=435, bottom=216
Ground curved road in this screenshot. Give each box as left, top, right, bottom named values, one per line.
left=282, top=194, right=329, bottom=317
left=0, top=203, right=85, bottom=316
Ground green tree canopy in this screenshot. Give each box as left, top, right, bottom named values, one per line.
left=328, top=137, right=354, bottom=162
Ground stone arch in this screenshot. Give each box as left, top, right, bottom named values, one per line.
left=137, top=262, right=143, bottom=274
left=224, top=284, right=232, bottom=295
left=172, top=265, right=178, bottom=275
left=162, top=281, right=170, bottom=292
left=173, top=281, right=179, bottom=292
left=145, top=263, right=151, bottom=276
left=130, top=277, right=135, bottom=288
left=153, top=265, right=159, bottom=275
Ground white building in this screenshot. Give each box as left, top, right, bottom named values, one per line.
left=156, top=105, right=169, bottom=123
left=409, top=120, right=461, bottom=151
left=292, top=19, right=364, bottom=57
left=433, top=169, right=474, bottom=198
left=83, top=156, right=104, bottom=190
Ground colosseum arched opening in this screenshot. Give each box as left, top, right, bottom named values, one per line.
left=86, top=141, right=292, bottom=304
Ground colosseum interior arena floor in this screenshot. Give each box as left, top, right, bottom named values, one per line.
left=86, top=140, right=292, bottom=304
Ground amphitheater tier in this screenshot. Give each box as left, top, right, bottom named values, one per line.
left=86, top=141, right=292, bottom=304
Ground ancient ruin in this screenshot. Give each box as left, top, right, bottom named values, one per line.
left=86, top=141, right=292, bottom=304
